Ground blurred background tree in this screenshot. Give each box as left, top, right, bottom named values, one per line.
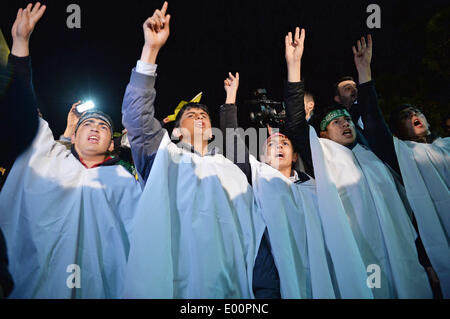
left=376, top=4, right=449, bottom=136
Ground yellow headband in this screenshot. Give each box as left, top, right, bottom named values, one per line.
left=164, top=92, right=203, bottom=123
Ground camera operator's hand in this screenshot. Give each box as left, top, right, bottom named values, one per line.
left=285, top=27, right=305, bottom=82
left=63, top=101, right=82, bottom=138
left=224, top=72, right=239, bottom=104
left=11, top=2, right=46, bottom=57
left=140, top=1, right=171, bottom=64
left=352, top=34, right=372, bottom=84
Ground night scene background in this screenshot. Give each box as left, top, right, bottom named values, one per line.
left=1, top=0, right=449, bottom=139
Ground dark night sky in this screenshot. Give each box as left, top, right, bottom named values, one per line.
left=1, top=0, right=449, bottom=137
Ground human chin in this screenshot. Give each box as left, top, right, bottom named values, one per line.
left=413, top=125, right=428, bottom=137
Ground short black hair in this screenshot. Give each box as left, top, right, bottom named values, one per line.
left=333, top=76, right=355, bottom=97
left=389, top=103, right=425, bottom=136
left=309, top=104, right=351, bottom=135
left=173, top=102, right=211, bottom=128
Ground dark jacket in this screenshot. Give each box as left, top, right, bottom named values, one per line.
left=347, top=80, right=434, bottom=270
left=0, top=54, right=37, bottom=297
left=219, top=103, right=284, bottom=299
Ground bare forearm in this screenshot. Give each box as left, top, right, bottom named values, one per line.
left=357, top=66, right=372, bottom=84
left=140, top=45, right=160, bottom=64
left=287, top=62, right=301, bottom=83
left=11, top=39, right=29, bottom=57
left=63, top=125, right=76, bottom=138
left=225, top=92, right=237, bottom=104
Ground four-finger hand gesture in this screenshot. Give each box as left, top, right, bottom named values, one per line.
left=352, top=34, right=372, bottom=83
left=285, top=27, right=305, bottom=66
left=224, top=72, right=239, bottom=104
left=143, top=1, right=171, bottom=50
left=11, top=2, right=46, bottom=42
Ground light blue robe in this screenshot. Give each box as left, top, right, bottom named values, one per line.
left=123, top=132, right=264, bottom=298
left=310, top=127, right=432, bottom=298
left=394, top=137, right=450, bottom=298
left=249, top=156, right=336, bottom=298
left=0, top=119, right=142, bottom=298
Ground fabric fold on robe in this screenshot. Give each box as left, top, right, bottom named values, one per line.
left=0, top=118, right=142, bottom=298
left=394, top=137, right=450, bottom=298
left=123, top=132, right=264, bottom=298
left=309, top=126, right=432, bottom=299
left=249, top=155, right=336, bottom=298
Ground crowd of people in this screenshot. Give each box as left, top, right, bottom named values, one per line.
left=0, top=2, right=448, bottom=299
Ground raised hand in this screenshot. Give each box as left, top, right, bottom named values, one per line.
left=140, top=2, right=171, bottom=63
left=285, top=27, right=305, bottom=82
left=352, top=34, right=372, bottom=83
left=144, top=1, right=171, bottom=48
left=63, top=101, right=82, bottom=138
left=224, top=72, right=239, bottom=104
left=285, top=27, right=305, bottom=66
left=11, top=2, right=46, bottom=57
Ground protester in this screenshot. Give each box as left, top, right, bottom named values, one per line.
left=0, top=3, right=142, bottom=298
left=351, top=57, right=449, bottom=299
left=389, top=104, right=439, bottom=144
left=219, top=30, right=337, bottom=298
left=289, top=31, right=432, bottom=298
left=122, top=2, right=277, bottom=298
left=0, top=2, right=46, bottom=298
left=304, top=92, right=315, bottom=121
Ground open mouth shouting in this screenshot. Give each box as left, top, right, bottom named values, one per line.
left=87, top=134, right=100, bottom=144
left=194, top=120, right=205, bottom=129
left=412, top=117, right=423, bottom=128
left=275, top=152, right=285, bottom=159
left=342, top=128, right=353, bottom=138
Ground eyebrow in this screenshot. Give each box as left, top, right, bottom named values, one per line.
left=185, top=111, right=208, bottom=116
left=83, top=119, right=108, bottom=125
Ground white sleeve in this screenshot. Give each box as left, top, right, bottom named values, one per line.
left=26, top=118, right=68, bottom=160
left=136, top=60, right=158, bottom=76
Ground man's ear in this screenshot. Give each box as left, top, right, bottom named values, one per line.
left=205, top=128, right=213, bottom=140
left=172, top=127, right=181, bottom=139
left=71, top=133, right=76, bottom=144
left=108, top=140, right=114, bottom=152
left=292, top=152, right=299, bottom=164
left=334, top=95, right=341, bottom=104
left=319, top=130, right=328, bottom=138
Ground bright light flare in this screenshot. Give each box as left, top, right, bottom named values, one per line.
left=77, top=100, right=95, bottom=113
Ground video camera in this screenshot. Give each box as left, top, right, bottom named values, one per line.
left=246, top=88, right=286, bottom=128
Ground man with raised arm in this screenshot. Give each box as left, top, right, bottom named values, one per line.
left=122, top=2, right=277, bottom=298
left=219, top=31, right=337, bottom=298
left=0, top=2, right=46, bottom=298
left=285, top=29, right=432, bottom=298
left=348, top=36, right=449, bottom=299
left=0, top=3, right=142, bottom=298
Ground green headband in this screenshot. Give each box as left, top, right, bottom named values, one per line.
left=320, top=109, right=351, bottom=131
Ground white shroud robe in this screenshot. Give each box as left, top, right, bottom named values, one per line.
left=309, top=127, right=432, bottom=298
left=123, top=132, right=264, bottom=298
left=0, top=119, right=142, bottom=298
left=394, top=137, right=450, bottom=298
left=249, top=155, right=336, bottom=298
